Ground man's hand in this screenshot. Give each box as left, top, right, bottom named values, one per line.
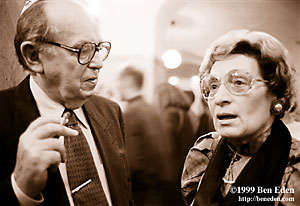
left=13, top=117, right=78, bottom=199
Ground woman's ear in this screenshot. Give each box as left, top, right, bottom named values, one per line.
left=20, top=41, right=44, bottom=74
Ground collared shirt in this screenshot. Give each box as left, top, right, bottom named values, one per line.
left=12, top=76, right=112, bottom=206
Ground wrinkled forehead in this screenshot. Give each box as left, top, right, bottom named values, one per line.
left=209, top=54, right=262, bottom=79
left=45, top=0, right=101, bottom=43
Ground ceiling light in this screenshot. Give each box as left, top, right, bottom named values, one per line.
left=162, top=49, right=182, bottom=69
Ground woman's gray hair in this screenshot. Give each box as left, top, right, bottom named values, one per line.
left=199, top=29, right=297, bottom=117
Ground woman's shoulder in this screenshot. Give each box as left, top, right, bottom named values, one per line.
left=181, top=132, right=221, bottom=202
left=285, top=138, right=300, bottom=173
left=277, top=138, right=300, bottom=205
left=279, top=138, right=300, bottom=177
left=285, top=138, right=300, bottom=174
left=289, top=138, right=300, bottom=160
left=191, top=132, right=221, bottom=157
left=183, top=132, right=222, bottom=168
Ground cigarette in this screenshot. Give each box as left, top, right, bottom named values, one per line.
left=55, top=112, right=70, bottom=139
left=60, top=112, right=70, bottom=125
left=71, top=179, right=92, bottom=194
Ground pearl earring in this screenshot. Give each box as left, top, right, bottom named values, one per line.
left=271, top=99, right=285, bottom=116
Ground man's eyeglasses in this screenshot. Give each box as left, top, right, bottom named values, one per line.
left=200, top=69, right=269, bottom=100
left=42, top=41, right=111, bottom=65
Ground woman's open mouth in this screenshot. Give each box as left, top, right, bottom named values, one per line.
left=217, top=113, right=238, bottom=120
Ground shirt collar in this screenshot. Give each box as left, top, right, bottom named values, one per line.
left=30, top=76, right=88, bottom=128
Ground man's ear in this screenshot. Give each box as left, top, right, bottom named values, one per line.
left=20, top=41, right=44, bottom=74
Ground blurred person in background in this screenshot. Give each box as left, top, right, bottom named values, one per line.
left=182, top=29, right=300, bottom=206
left=0, top=0, right=133, bottom=205
left=188, top=83, right=215, bottom=140
left=194, top=96, right=215, bottom=139
left=117, top=65, right=174, bottom=205
left=183, top=90, right=202, bottom=136
left=154, top=83, right=196, bottom=206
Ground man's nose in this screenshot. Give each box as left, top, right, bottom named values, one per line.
left=88, top=51, right=103, bottom=70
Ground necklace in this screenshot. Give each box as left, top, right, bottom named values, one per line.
left=221, top=142, right=252, bottom=196
left=222, top=152, right=241, bottom=184
left=222, top=141, right=250, bottom=184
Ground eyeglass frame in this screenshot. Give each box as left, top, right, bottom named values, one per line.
left=200, top=69, right=269, bottom=100
left=40, top=41, right=111, bottom=65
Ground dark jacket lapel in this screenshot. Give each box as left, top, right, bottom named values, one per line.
left=7, top=76, right=40, bottom=159
left=84, top=98, right=132, bottom=206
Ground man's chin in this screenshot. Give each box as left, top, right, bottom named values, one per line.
left=64, top=101, right=86, bottom=110
left=64, top=91, right=94, bottom=109
left=80, top=88, right=96, bottom=98
left=81, top=80, right=98, bottom=91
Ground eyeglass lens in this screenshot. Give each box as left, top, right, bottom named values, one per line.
left=79, top=42, right=110, bottom=64
left=201, top=69, right=253, bottom=99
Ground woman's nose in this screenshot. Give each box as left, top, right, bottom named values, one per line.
left=213, top=83, right=232, bottom=106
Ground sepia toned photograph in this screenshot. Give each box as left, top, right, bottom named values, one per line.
left=0, top=0, right=299, bottom=205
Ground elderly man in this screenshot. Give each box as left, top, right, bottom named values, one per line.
left=0, top=0, right=133, bottom=205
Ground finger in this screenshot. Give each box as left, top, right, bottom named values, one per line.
left=26, top=116, right=62, bottom=133
left=29, top=123, right=78, bottom=141
left=40, top=138, right=66, bottom=163
left=42, top=150, right=62, bottom=171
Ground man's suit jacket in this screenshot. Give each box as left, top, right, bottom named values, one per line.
left=0, top=76, right=133, bottom=206
left=123, top=96, right=175, bottom=204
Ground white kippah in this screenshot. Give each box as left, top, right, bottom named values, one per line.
left=21, top=0, right=38, bottom=15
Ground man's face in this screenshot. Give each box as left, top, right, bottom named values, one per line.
left=37, top=1, right=104, bottom=109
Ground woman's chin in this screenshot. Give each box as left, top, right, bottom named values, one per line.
left=217, top=127, right=245, bottom=140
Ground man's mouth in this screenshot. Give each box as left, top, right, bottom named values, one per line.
left=85, top=77, right=97, bottom=83
left=82, top=77, right=98, bottom=90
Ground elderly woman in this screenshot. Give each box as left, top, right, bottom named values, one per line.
left=181, top=30, right=300, bottom=206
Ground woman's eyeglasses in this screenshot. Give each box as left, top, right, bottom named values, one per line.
left=200, top=69, right=269, bottom=100
left=42, top=41, right=111, bottom=65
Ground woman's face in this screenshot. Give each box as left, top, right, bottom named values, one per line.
left=207, top=54, right=275, bottom=142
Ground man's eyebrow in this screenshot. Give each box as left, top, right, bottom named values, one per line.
left=71, top=41, right=87, bottom=48
left=70, top=39, right=92, bottom=47
left=71, top=40, right=103, bottom=48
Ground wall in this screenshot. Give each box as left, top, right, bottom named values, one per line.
left=0, top=0, right=27, bottom=90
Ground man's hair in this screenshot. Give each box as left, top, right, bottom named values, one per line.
left=199, top=29, right=296, bottom=117
left=14, top=0, right=53, bottom=70
left=119, top=65, right=144, bottom=89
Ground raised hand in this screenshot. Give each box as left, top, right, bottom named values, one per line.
left=13, top=117, right=78, bottom=199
